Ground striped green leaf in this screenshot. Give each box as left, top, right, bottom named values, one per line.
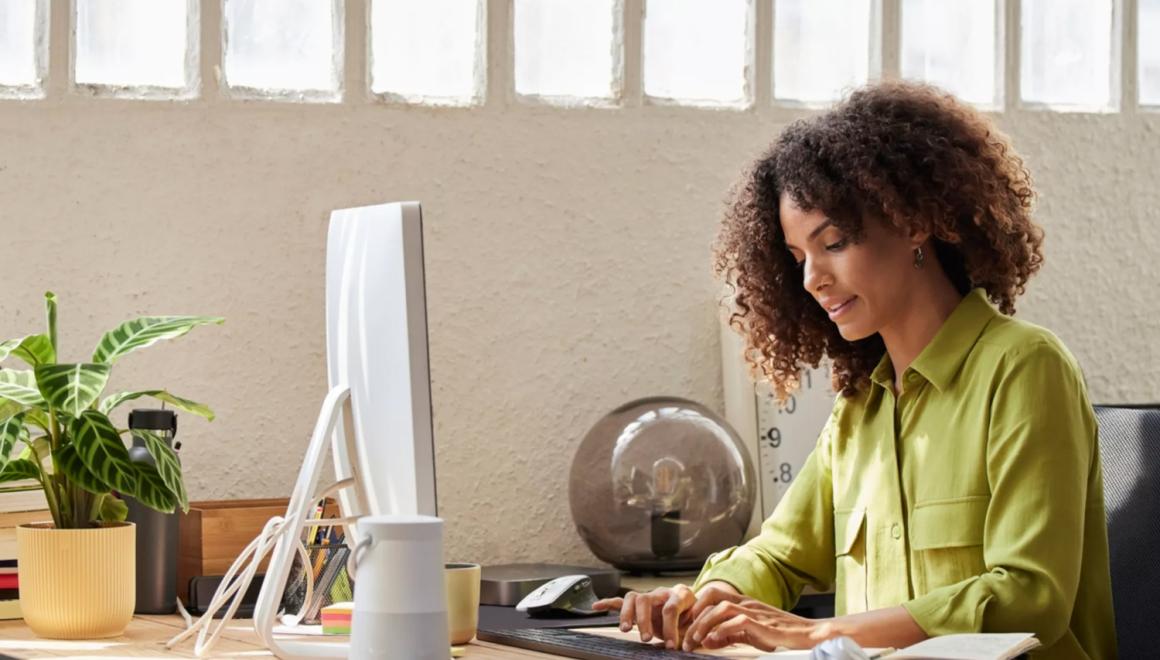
left=36, top=364, right=111, bottom=417
left=45, top=292, right=57, bottom=361
left=0, top=458, right=40, bottom=484
left=67, top=411, right=136, bottom=495
left=100, top=390, right=215, bottom=421
left=92, top=316, right=224, bottom=365
left=19, top=436, right=53, bottom=475
left=130, top=464, right=177, bottom=514
left=0, top=413, right=28, bottom=469
left=95, top=493, right=128, bottom=522
left=0, top=399, right=23, bottom=422
left=56, top=443, right=112, bottom=494
left=0, top=334, right=55, bottom=367
left=137, top=429, right=188, bottom=512
left=0, top=370, right=45, bottom=407
left=23, top=409, right=50, bottom=432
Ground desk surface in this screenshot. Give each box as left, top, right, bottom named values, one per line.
left=0, top=615, right=767, bottom=659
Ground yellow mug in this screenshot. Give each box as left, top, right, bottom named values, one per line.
left=445, top=562, right=481, bottom=645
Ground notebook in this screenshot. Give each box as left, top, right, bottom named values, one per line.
left=759, top=633, right=1039, bottom=660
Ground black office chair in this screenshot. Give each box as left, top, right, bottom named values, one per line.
left=1093, top=404, right=1160, bottom=660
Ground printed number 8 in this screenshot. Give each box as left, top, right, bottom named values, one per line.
left=779, top=463, right=793, bottom=483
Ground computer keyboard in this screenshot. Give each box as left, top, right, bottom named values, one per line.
left=476, top=627, right=715, bottom=659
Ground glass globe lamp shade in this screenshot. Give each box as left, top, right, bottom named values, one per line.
left=569, top=397, right=755, bottom=573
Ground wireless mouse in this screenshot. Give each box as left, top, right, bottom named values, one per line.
left=515, top=575, right=602, bottom=617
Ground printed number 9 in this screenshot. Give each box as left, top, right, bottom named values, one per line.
left=764, top=427, right=781, bottom=448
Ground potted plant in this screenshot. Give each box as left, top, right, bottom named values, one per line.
left=0, top=292, right=221, bottom=638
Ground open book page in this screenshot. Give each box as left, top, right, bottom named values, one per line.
left=888, top=633, right=1040, bottom=660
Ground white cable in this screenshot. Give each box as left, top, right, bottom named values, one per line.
left=166, top=487, right=360, bottom=658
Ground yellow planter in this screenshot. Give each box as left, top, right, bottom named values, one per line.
left=16, top=522, right=136, bottom=639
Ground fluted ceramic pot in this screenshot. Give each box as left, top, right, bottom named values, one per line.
left=16, top=522, right=135, bottom=639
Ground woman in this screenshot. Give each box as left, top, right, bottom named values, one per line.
left=593, top=81, right=1117, bottom=659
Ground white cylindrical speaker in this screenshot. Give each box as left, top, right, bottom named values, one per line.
left=349, top=515, right=449, bottom=659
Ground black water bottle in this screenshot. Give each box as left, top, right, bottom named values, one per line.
left=125, top=409, right=180, bottom=614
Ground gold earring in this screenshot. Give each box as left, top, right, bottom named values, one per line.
left=914, top=246, right=925, bottom=269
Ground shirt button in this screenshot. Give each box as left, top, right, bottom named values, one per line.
left=890, top=524, right=902, bottom=540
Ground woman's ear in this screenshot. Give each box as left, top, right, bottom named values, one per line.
left=907, top=227, right=931, bottom=250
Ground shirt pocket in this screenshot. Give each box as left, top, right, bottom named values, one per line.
left=911, top=497, right=989, bottom=594
left=833, top=507, right=867, bottom=615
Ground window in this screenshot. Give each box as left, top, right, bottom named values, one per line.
left=370, top=0, right=483, bottom=104
left=773, top=0, right=873, bottom=104
left=223, top=0, right=342, bottom=99
left=901, top=0, right=999, bottom=107
left=0, top=0, right=46, bottom=97
left=514, top=0, right=618, bottom=102
left=74, top=0, right=197, bottom=96
left=1141, top=0, right=1160, bottom=106
left=643, top=0, right=750, bottom=106
left=1020, top=0, right=1114, bottom=110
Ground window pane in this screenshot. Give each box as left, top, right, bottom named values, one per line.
left=901, top=0, right=997, bottom=106
left=224, top=0, right=340, bottom=94
left=371, top=0, right=481, bottom=103
left=75, top=0, right=192, bottom=90
left=514, top=0, right=616, bottom=100
left=1141, top=0, right=1160, bottom=105
left=774, top=0, right=872, bottom=103
left=1021, top=0, right=1113, bottom=108
left=644, top=0, right=748, bottom=105
left=0, top=0, right=43, bottom=90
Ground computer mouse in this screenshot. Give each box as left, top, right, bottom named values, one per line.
left=515, top=575, right=602, bottom=617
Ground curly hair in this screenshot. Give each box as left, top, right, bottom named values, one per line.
left=714, top=80, right=1044, bottom=401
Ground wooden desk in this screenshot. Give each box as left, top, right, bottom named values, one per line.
left=0, top=616, right=767, bottom=659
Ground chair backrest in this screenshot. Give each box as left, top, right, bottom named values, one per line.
left=1093, top=404, right=1160, bottom=660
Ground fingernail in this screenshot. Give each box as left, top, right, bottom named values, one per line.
left=642, top=634, right=652, bottom=642
left=666, top=641, right=674, bottom=649
left=693, top=632, right=702, bottom=642
left=620, top=624, right=629, bottom=632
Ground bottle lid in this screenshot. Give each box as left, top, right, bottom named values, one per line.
left=128, top=409, right=178, bottom=435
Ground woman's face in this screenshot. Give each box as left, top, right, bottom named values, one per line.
left=780, top=193, right=919, bottom=341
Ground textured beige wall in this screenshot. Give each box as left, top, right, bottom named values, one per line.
left=1, top=97, right=1157, bottom=566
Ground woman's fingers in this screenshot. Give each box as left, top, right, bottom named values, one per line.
left=660, top=585, right=695, bottom=650
left=686, top=584, right=746, bottom=622
left=591, top=597, right=622, bottom=612
left=700, top=613, right=779, bottom=651
left=682, top=599, right=748, bottom=651
left=635, top=590, right=657, bottom=642
left=618, top=592, right=637, bottom=633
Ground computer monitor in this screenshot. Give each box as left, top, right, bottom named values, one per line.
left=251, top=201, right=439, bottom=659
left=326, top=200, right=438, bottom=524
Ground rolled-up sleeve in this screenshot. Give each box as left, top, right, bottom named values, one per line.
left=692, top=406, right=839, bottom=609
left=902, top=341, right=1094, bottom=646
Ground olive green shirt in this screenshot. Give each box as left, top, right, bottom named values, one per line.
left=694, top=289, right=1117, bottom=659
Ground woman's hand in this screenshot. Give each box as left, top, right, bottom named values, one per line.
left=591, top=581, right=745, bottom=649
left=681, top=596, right=827, bottom=652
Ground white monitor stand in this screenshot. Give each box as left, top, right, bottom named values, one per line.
left=251, top=201, right=439, bottom=659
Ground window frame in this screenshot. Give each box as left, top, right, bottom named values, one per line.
left=219, top=0, right=345, bottom=103
left=511, top=0, right=626, bottom=108
left=640, top=0, right=757, bottom=110
left=70, top=0, right=201, bottom=101
left=770, top=0, right=882, bottom=109
left=0, top=0, right=50, bottom=100
left=1015, top=0, right=1123, bottom=114
left=366, top=0, right=486, bottom=107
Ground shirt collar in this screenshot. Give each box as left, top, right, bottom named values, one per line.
left=869, top=288, right=999, bottom=393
